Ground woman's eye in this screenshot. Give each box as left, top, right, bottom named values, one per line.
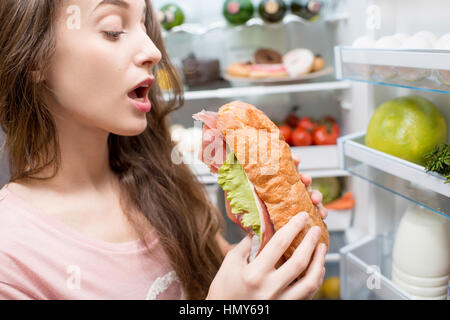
left=102, top=31, right=126, bottom=41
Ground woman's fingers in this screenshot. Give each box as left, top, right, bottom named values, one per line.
left=292, top=154, right=300, bottom=167
left=252, top=212, right=310, bottom=272
left=300, top=174, right=328, bottom=220
left=309, top=189, right=322, bottom=205
left=279, top=242, right=327, bottom=300
left=309, top=190, right=328, bottom=218
left=317, top=203, right=328, bottom=219
left=300, top=173, right=312, bottom=187
left=228, top=235, right=253, bottom=264
left=273, top=226, right=322, bottom=289
left=312, top=267, right=327, bottom=299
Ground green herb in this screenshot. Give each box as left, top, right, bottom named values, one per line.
left=424, top=143, right=450, bottom=184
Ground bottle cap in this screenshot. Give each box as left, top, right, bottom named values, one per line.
left=227, top=1, right=241, bottom=15
left=265, top=1, right=279, bottom=15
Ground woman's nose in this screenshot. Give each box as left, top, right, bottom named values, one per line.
left=134, top=37, right=162, bottom=70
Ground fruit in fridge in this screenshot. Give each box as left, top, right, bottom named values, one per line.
left=310, top=177, right=342, bottom=204
left=365, top=95, right=447, bottom=166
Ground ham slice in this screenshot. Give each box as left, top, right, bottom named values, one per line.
left=192, top=110, right=218, bottom=129
left=192, top=110, right=275, bottom=256
left=255, top=190, right=275, bottom=255
left=246, top=176, right=275, bottom=255
left=192, top=110, right=226, bottom=173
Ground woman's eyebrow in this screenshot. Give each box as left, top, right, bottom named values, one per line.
left=91, top=0, right=147, bottom=16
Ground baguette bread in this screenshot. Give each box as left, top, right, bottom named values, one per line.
left=216, top=101, right=329, bottom=260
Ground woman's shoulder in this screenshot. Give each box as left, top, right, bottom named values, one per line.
left=0, top=183, right=9, bottom=202
left=0, top=183, right=30, bottom=220
left=0, top=183, right=39, bottom=249
left=0, top=183, right=23, bottom=220
left=0, top=185, right=27, bottom=268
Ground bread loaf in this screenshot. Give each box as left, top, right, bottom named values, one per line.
left=216, top=101, right=329, bottom=260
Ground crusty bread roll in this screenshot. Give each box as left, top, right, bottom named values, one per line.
left=216, top=101, right=329, bottom=260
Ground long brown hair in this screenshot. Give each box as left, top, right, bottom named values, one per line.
left=0, top=0, right=225, bottom=299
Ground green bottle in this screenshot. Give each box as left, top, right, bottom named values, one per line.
left=223, top=0, right=254, bottom=26
left=259, top=0, right=287, bottom=23
left=290, top=0, right=323, bottom=21
left=158, top=3, right=185, bottom=30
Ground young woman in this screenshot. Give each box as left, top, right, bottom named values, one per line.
left=0, top=0, right=328, bottom=300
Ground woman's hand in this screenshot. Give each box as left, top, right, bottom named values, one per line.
left=292, top=155, right=328, bottom=220
left=207, top=212, right=327, bottom=300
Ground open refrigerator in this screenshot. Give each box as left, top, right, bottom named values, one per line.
left=157, top=0, right=449, bottom=300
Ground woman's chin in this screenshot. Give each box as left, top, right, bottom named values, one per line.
left=110, top=121, right=148, bottom=137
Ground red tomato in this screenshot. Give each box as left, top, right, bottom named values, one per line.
left=297, top=117, right=315, bottom=132
left=313, top=122, right=340, bottom=145
left=321, top=115, right=337, bottom=124
left=286, top=113, right=300, bottom=128
left=292, top=127, right=313, bottom=146
left=279, top=125, right=293, bottom=145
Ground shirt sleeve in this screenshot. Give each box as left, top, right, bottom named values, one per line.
left=0, top=281, right=36, bottom=300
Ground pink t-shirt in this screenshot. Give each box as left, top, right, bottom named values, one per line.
left=0, top=184, right=185, bottom=300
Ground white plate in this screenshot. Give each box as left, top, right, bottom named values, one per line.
left=223, top=66, right=334, bottom=85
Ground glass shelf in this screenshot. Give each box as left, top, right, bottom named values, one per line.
left=340, top=233, right=412, bottom=300
left=180, top=80, right=350, bottom=101
left=291, top=145, right=339, bottom=171
left=334, top=46, right=450, bottom=94
left=187, top=145, right=347, bottom=183
left=326, top=209, right=353, bottom=232
left=162, top=13, right=349, bottom=37
left=338, top=132, right=450, bottom=219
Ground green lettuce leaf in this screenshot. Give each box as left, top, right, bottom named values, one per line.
left=218, top=152, right=261, bottom=239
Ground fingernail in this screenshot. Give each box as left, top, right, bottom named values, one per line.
left=321, top=268, right=326, bottom=278
left=314, top=226, right=322, bottom=234
left=321, top=206, right=328, bottom=218
left=310, top=226, right=321, bottom=239
left=312, top=190, right=322, bottom=202
left=298, top=212, right=309, bottom=220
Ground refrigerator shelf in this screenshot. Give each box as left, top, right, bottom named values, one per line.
left=188, top=145, right=346, bottom=183
left=326, top=209, right=353, bottom=232
left=338, top=132, right=450, bottom=219
left=340, top=233, right=412, bottom=300
left=165, top=81, right=350, bottom=101
left=291, top=145, right=339, bottom=171
left=334, top=46, right=450, bottom=94
left=162, top=13, right=349, bottom=38
left=297, top=169, right=349, bottom=178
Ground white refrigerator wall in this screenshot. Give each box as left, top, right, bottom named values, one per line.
left=336, top=0, right=450, bottom=239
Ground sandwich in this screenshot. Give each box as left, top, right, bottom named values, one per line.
left=192, top=101, right=329, bottom=265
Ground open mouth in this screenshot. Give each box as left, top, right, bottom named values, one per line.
left=127, top=85, right=149, bottom=102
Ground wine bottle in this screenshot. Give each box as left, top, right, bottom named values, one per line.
left=158, top=3, right=185, bottom=30
left=223, top=0, right=254, bottom=26
left=258, top=0, right=287, bottom=23
left=290, top=0, right=323, bottom=21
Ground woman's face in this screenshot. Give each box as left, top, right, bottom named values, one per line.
left=44, top=0, right=161, bottom=136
